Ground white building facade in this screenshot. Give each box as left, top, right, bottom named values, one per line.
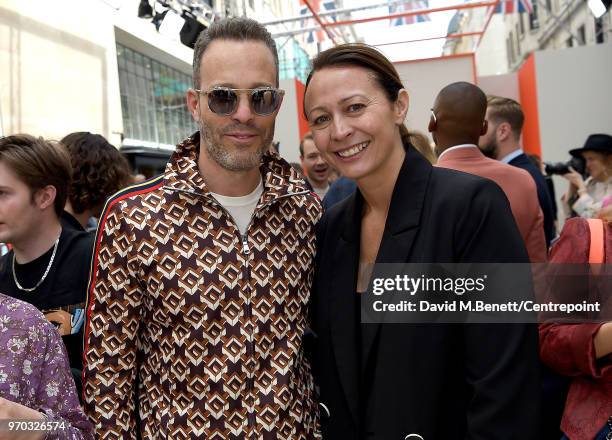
left=443, top=0, right=612, bottom=75
left=0, top=0, right=308, bottom=169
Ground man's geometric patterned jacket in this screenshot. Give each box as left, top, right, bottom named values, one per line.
left=82, top=132, right=322, bottom=439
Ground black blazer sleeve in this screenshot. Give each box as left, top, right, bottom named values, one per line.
left=455, top=179, right=541, bottom=440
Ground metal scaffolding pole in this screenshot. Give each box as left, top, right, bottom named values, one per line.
left=262, top=0, right=415, bottom=26
left=303, top=0, right=341, bottom=44
left=270, top=1, right=497, bottom=38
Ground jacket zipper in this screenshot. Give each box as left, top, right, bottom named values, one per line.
left=170, top=187, right=310, bottom=436
left=241, top=232, right=256, bottom=435
left=238, top=193, right=312, bottom=437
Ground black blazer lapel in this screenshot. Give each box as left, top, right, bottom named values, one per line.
left=361, top=145, right=433, bottom=366
left=329, top=191, right=361, bottom=428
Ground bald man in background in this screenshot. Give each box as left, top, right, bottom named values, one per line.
left=430, top=82, right=547, bottom=263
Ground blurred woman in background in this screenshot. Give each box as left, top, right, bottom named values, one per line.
left=562, top=134, right=612, bottom=219
left=539, top=213, right=612, bottom=440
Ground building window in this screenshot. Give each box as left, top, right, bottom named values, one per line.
left=508, top=32, right=516, bottom=65
left=577, top=24, right=586, bottom=45
left=544, top=0, right=553, bottom=17
left=529, top=2, right=539, bottom=30
left=515, top=26, right=521, bottom=55
left=116, top=44, right=195, bottom=146
left=519, top=14, right=525, bottom=36
left=566, top=36, right=573, bottom=47
left=248, top=0, right=254, bottom=9
left=595, top=17, right=605, bottom=43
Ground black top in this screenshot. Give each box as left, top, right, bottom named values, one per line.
left=60, top=210, right=86, bottom=232
left=0, top=227, right=94, bottom=370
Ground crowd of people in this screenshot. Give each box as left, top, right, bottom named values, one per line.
left=0, top=16, right=610, bottom=440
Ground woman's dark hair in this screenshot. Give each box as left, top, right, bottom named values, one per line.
left=60, top=132, right=132, bottom=215
left=304, top=43, right=410, bottom=145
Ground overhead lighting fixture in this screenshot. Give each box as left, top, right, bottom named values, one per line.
left=158, top=9, right=186, bottom=40
left=180, top=12, right=207, bottom=48
left=152, top=10, right=168, bottom=31
left=138, top=0, right=153, bottom=18
left=588, top=0, right=607, bottom=18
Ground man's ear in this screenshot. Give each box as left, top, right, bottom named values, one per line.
left=428, top=114, right=436, bottom=133
left=481, top=120, right=488, bottom=136
left=186, top=88, right=200, bottom=122
left=497, top=122, right=511, bottom=142
left=33, top=185, right=57, bottom=211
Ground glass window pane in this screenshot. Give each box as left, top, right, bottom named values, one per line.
left=117, top=45, right=194, bottom=145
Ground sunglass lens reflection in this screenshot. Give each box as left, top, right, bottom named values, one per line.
left=252, top=90, right=279, bottom=115
left=209, top=89, right=237, bottom=115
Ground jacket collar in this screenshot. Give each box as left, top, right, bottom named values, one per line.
left=330, top=144, right=433, bottom=426
left=340, top=143, right=432, bottom=244
left=163, top=132, right=311, bottom=204
left=435, top=144, right=480, bottom=163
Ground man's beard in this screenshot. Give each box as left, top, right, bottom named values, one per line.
left=479, top=138, right=498, bottom=159
left=198, top=119, right=272, bottom=172
left=434, top=143, right=444, bottom=158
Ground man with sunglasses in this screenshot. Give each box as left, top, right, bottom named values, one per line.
left=83, top=17, right=322, bottom=439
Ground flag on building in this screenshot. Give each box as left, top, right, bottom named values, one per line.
left=322, top=0, right=337, bottom=22
left=494, top=0, right=534, bottom=14
left=388, top=0, right=431, bottom=26
left=300, top=0, right=332, bottom=44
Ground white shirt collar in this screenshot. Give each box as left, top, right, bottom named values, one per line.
left=437, top=144, right=478, bottom=161
left=499, top=149, right=524, bottom=164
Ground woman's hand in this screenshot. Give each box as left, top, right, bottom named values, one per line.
left=599, top=205, right=612, bottom=222
left=0, top=397, right=45, bottom=440
left=562, top=167, right=586, bottom=193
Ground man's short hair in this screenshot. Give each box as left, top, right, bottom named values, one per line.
left=192, top=17, right=279, bottom=89
left=299, top=132, right=314, bottom=158
left=0, top=134, right=71, bottom=217
left=486, top=95, right=524, bottom=140
left=60, top=132, right=132, bottom=215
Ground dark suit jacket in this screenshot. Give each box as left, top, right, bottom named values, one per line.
left=322, top=176, right=357, bottom=210
left=509, top=153, right=555, bottom=246
left=311, top=145, right=541, bottom=439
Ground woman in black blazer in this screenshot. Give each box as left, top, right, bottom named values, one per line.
left=303, top=44, right=541, bottom=439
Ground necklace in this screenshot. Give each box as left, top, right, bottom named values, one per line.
left=12, top=235, right=60, bottom=293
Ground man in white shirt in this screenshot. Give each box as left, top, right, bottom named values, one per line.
left=430, top=82, right=546, bottom=263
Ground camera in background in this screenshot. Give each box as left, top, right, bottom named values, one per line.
left=544, top=156, right=586, bottom=176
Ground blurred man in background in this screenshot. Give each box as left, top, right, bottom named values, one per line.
left=479, top=95, right=555, bottom=246
left=0, top=134, right=93, bottom=394
left=300, top=132, right=331, bottom=199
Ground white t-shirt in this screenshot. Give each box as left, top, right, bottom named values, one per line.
left=210, top=179, right=264, bottom=235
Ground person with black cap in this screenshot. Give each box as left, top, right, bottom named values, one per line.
left=561, top=134, right=612, bottom=219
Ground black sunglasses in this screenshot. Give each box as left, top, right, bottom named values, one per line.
left=196, top=87, right=285, bottom=116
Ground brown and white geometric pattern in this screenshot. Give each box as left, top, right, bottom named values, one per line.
left=83, top=133, right=322, bottom=439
